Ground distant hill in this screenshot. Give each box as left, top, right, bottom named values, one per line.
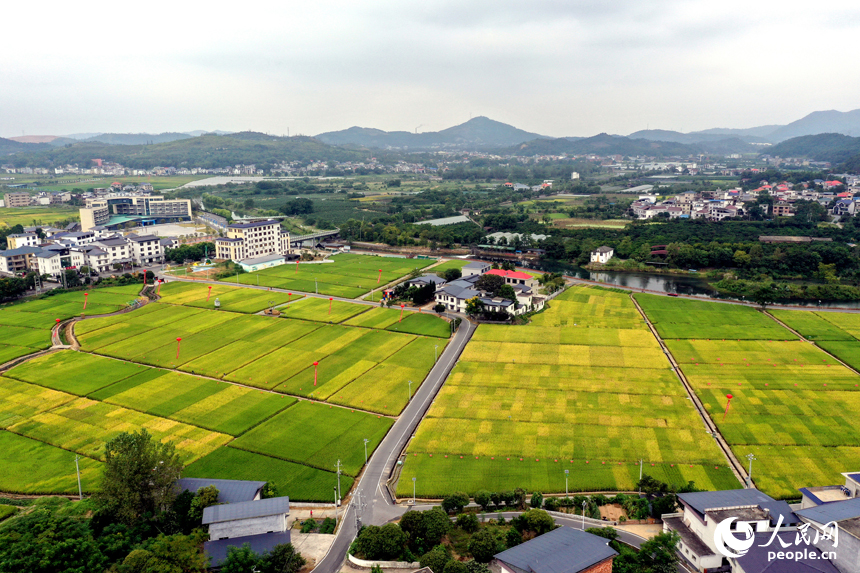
left=767, top=133, right=860, bottom=163
left=766, top=110, right=860, bottom=142
left=316, top=116, right=549, bottom=149
left=629, top=109, right=860, bottom=144
left=628, top=129, right=766, bottom=146
left=506, top=133, right=703, bottom=157
left=0, top=137, right=51, bottom=156
left=185, top=130, right=233, bottom=137
left=82, top=132, right=194, bottom=145
left=3, top=132, right=367, bottom=169
left=9, top=135, right=59, bottom=144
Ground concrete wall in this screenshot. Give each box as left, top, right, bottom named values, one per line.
left=209, top=514, right=287, bottom=541
left=810, top=526, right=860, bottom=573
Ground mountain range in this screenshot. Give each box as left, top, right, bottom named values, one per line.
left=315, top=116, right=548, bottom=149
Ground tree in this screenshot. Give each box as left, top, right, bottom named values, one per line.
left=474, top=490, right=492, bottom=511
left=95, top=429, right=183, bottom=525
left=456, top=513, right=479, bottom=533
left=0, top=509, right=108, bottom=573
left=64, top=269, right=81, bottom=288
left=353, top=524, right=407, bottom=560
left=422, top=507, right=452, bottom=546
left=221, top=543, right=259, bottom=573
left=444, top=560, right=468, bottom=573
left=441, top=491, right=469, bottom=514
left=637, top=531, right=680, bottom=573
left=420, top=544, right=452, bottom=573
left=258, top=543, right=306, bottom=573
left=441, top=268, right=462, bottom=281
left=529, top=492, right=543, bottom=509
left=476, top=273, right=505, bottom=295
left=464, top=296, right=485, bottom=317
left=121, top=531, right=209, bottom=573
left=434, top=303, right=446, bottom=313
left=468, top=529, right=504, bottom=563
left=521, top=509, right=554, bottom=534
left=505, top=527, right=522, bottom=548
left=188, top=485, right=220, bottom=523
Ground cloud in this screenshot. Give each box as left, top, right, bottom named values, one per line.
left=1, top=0, right=859, bottom=137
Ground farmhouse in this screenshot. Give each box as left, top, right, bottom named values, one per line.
left=203, top=496, right=291, bottom=567
left=491, top=527, right=617, bottom=573
left=433, top=273, right=544, bottom=316
left=462, top=261, right=491, bottom=277
left=407, top=274, right=447, bottom=288
left=590, top=246, right=614, bottom=264
left=661, top=489, right=798, bottom=572
left=485, top=268, right=539, bottom=290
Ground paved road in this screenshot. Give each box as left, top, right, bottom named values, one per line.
left=313, top=316, right=476, bottom=573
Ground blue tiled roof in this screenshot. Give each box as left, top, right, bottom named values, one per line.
left=795, top=497, right=860, bottom=525
left=679, top=489, right=775, bottom=517
left=493, top=527, right=617, bottom=573
left=205, top=531, right=291, bottom=566
left=176, top=477, right=265, bottom=504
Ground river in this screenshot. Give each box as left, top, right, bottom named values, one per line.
left=529, top=262, right=860, bottom=309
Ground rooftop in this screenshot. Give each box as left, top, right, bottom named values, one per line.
left=663, top=515, right=714, bottom=558
left=228, top=219, right=280, bottom=230
left=486, top=269, right=532, bottom=280
left=204, top=531, right=291, bottom=567
left=679, top=489, right=776, bottom=519
left=0, top=246, right=43, bottom=257
left=202, top=496, right=290, bottom=525
left=176, top=478, right=265, bottom=504
left=239, top=253, right=286, bottom=266
left=734, top=532, right=839, bottom=573
left=493, top=527, right=617, bottom=573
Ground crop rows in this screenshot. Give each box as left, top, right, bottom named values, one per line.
left=637, top=295, right=860, bottom=499
left=399, top=286, right=734, bottom=497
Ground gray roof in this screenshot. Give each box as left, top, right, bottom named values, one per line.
left=176, top=477, right=265, bottom=504
left=228, top=219, right=279, bottom=229
left=240, top=253, right=286, bottom=266
left=593, top=246, right=613, bottom=253
left=0, top=246, right=42, bottom=257
left=436, top=279, right=480, bottom=300
left=410, top=274, right=447, bottom=286
left=95, top=238, right=128, bottom=247
left=679, top=489, right=776, bottom=518
left=759, top=500, right=799, bottom=527
left=734, top=533, right=839, bottom=573
left=8, top=233, right=35, bottom=238
left=493, top=527, right=617, bottom=573
left=202, top=496, right=290, bottom=525
left=795, top=497, right=860, bottom=525
left=415, top=215, right=472, bottom=226
left=204, top=531, right=291, bottom=567
left=463, top=261, right=491, bottom=269
left=128, top=234, right=159, bottom=242
left=35, top=251, right=59, bottom=259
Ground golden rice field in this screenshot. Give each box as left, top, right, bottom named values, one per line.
left=637, top=294, right=860, bottom=499
left=399, top=286, right=737, bottom=497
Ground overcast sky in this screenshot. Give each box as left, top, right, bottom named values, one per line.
left=2, top=0, right=859, bottom=139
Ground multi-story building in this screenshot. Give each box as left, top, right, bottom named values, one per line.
left=7, top=233, right=38, bottom=249
left=215, top=220, right=292, bottom=262
left=3, top=192, right=31, bottom=207
left=0, top=246, right=42, bottom=275
left=33, top=251, right=63, bottom=278
left=92, top=237, right=133, bottom=265
left=128, top=234, right=165, bottom=265
left=79, top=195, right=193, bottom=231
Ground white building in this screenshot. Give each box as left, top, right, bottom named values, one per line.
left=202, top=497, right=291, bottom=567
left=590, top=246, right=614, bottom=264
left=7, top=233, right=38, bottom=249
left=214, top=220, right=293, bottom=262
left=128, top=234, right=165, bottom=265
left=33, top=251, right=63, bottom=278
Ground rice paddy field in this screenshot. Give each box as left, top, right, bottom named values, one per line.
left=636, top=294, right=860, bottom=499
left=771, top=309, right=860, bottom=371
left=0, top=351, right=375, bottom=499
left=157, top=281, right=301, bottom=313
left=221, top=253, right=433, bottom=297
left=398, top=286, right=737, bottom=497
left=76, top=301, right=448, bottom=414
left=0, top=284, right=144, bottom=364
left=0, top=205, right=79, bottom=228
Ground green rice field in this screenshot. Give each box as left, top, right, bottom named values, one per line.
left=0, top=350, right=389, bottom=500
left=157, top=281, right=301, bottom=313
left=0, top=283, right=144, bottom=363
left=636, top=295, right=860, bottom=499
left=221, top=253, right=433, bottom=297
left=771, top=309, right=860, bottom=371
left=399, top=286, right=737, bottom=497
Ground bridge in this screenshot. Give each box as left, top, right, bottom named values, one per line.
left=289, top=229, right=340, bottom=246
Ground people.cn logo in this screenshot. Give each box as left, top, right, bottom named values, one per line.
left=714, top=517, right=757, bottom=558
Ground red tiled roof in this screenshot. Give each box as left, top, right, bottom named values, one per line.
left=486, top=269, right=532, bottom=280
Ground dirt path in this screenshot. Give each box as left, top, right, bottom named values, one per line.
left=629, top=293, right=749, bottom=487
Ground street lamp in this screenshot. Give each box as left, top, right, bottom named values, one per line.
left=582, top=500, right=587, bottom=530
left=564, top=469, right=569, bottom=498
left=746, top=453, right=756, bottom=488
left=408, top=380, right=413, bottom=402
left=363, top=438, right=370, bottom=463
left=434, top=344, right=439, bottom=362
left=334, top=486, right=338, bottom=528
left=412, top=476, right=417, bottom=505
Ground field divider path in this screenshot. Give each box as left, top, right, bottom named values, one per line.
left=629, top=293, right=748, bottom=487
left=59, top=345, right=398, bottom=420
left=763, top=310, right=860, bottom=377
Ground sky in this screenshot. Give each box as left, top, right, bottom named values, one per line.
left=2, top=0, right=859, bottom=139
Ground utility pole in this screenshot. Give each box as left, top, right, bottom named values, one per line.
left=408, top=380, right=413, bottom=402
left=638, top=459, right=643, bottom=494
left=565, top=469, right=569, bottom=498
left=334, top=486, right=338, bottom=529
left=335, top=459, right=342, bottom=502
left=363, top=438, right=369, bottom=463
left=74, top=455, right=82, bottom=500
left=746, top=453, right=756, bottom=488
left=582, top=500, right=587, bottom=530
left=412, top=476, right=417, bottom=505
